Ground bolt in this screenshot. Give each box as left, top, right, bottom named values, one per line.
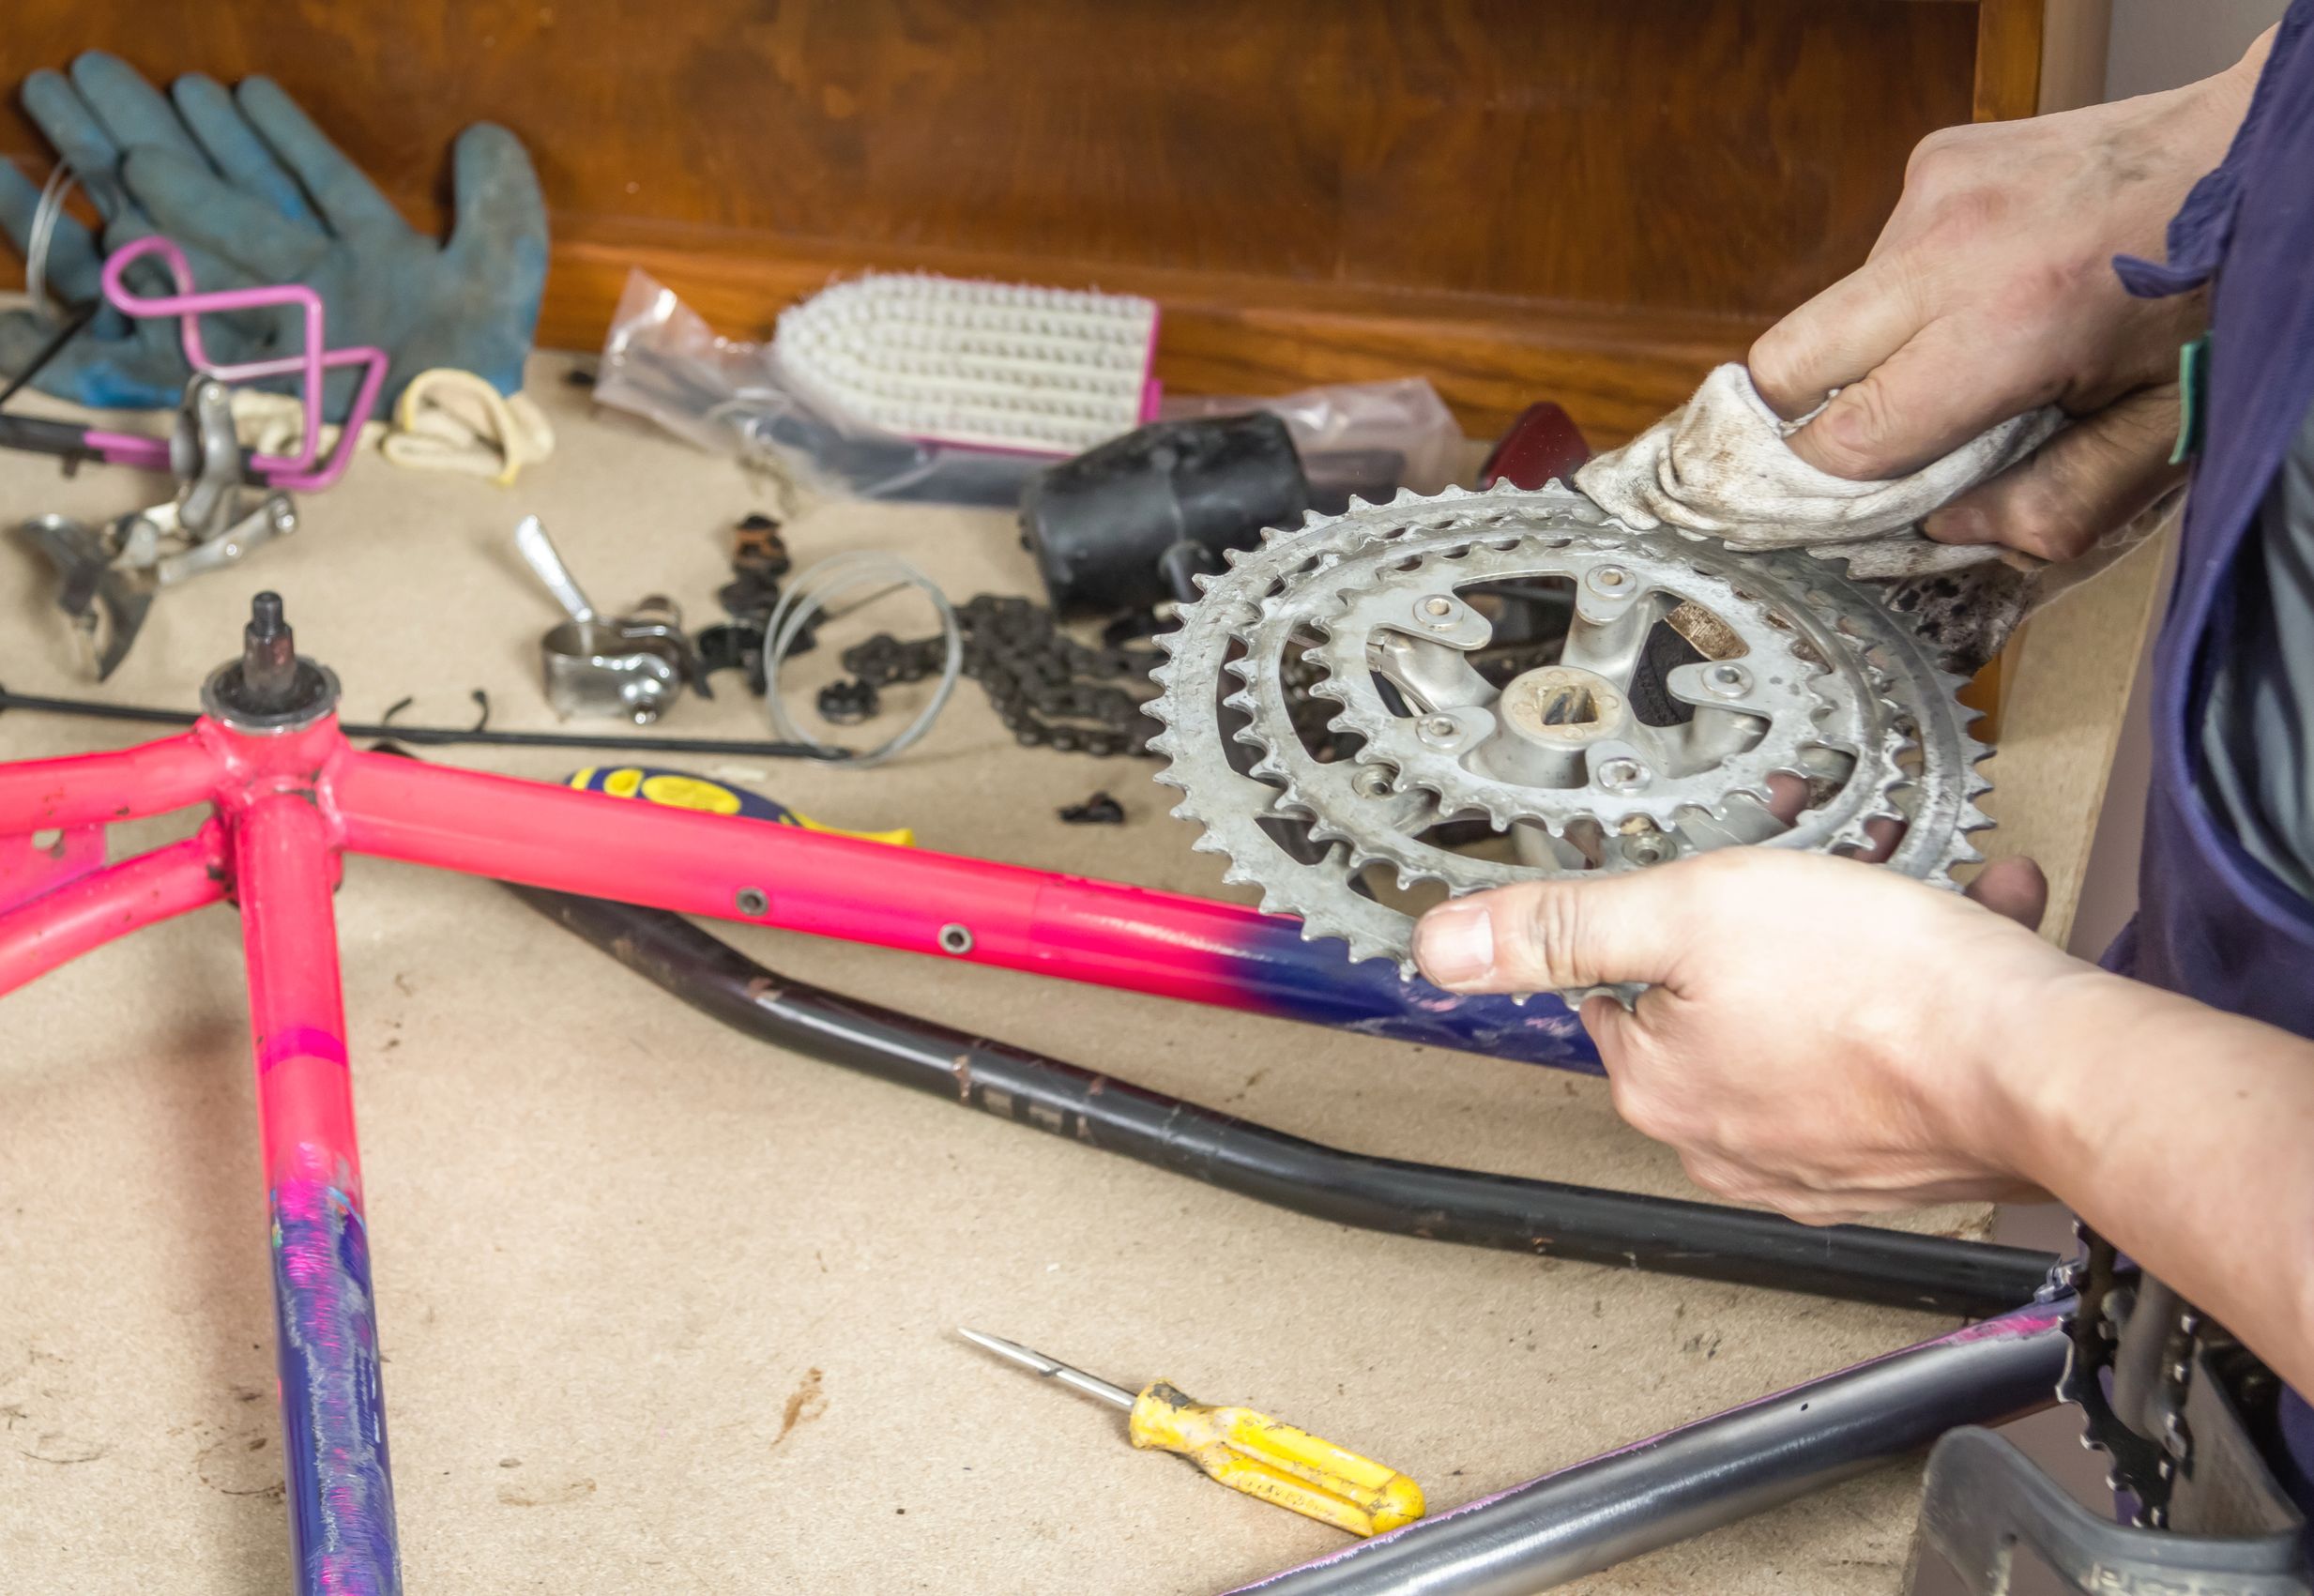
left=1351, top=768, right=1394, bottom=798
left=1595, top=756, right=1649, bottom=792
left=735, top=887, right=769, bottom=917
left=1588, top=565, right=1631, bottom=595
left=239, top=591, right=298, bottom=712
left=1621, top=833, right=1673, bottom=866
left=1703, top=662, right=1750, bottom=698
left=1418, top=594, right=1458, bottom=631
left=1417, top=714, right=1460, bottom=747
left=938, top=922, right=975, bottom=955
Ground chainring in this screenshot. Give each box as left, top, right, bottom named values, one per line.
left=1146, top=481, right=1993, bottom=973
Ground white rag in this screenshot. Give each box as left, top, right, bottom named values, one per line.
left=1572, top=363, right=2171, bottom=671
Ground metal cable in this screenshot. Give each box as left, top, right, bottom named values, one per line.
left=762, top=550, right=961, bottom=768
left=24, top=165, right=79, bottom=317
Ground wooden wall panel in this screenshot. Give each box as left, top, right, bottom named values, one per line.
left=0, top=2, right=2031, bottom=439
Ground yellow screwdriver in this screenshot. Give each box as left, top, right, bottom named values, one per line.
left=957, top=1328, right=1426, bottom=1537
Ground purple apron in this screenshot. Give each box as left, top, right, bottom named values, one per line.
left=2106, top=0, right=2314, bottom=1495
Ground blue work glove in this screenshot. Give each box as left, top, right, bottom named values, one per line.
left=0, top=53, right=548, bottom=418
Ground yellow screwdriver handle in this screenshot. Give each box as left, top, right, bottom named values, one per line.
left=1127, top=1381, right=1426, bottom=1537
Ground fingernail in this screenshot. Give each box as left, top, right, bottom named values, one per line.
left=1414, top=902, right=1495, bottom=989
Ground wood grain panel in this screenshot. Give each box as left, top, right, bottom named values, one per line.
left=0, top=1, right=2012, bottom=434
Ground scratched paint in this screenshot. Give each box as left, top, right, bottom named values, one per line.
left=271, top=1178, right=400, bottom=1596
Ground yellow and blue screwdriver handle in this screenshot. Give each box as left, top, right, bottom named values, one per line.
left=958, top=1329, right=1425, bottom=1537
left=1127, top=1377, right=1427, bottom=1537
left=566, top=766, right=915, bottom=846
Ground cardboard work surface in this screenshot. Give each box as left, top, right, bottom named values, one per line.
left=0, top=357, right=2150, bottom=1594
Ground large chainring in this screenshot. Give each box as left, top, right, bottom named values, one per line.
left=1146, top=482, right=1993, bottom=972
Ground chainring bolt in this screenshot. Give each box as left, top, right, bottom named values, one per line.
left=1418, top=595, right=1458, bottom=630
left=1587, top=565, right=1632, bottom=595
left=1595, top=755, right=1650, bottom=792
left=1351, top=768, right=1395, bottom=798
left=1703, top=662, right=1751, bottom=698
left=1416, top=714, right=1460, bottom=746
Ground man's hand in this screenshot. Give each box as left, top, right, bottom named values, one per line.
left=1412, top=850, right=2078, bottom=1223
left=1746, top=34, right=2270, bottom=558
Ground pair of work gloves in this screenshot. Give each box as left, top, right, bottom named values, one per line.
left=0, top=52, right=546, bottom=418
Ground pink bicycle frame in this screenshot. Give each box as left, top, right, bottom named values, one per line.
left=0, top=603, right=1589, bottom=1595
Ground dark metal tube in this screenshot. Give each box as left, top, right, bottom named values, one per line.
left=1222, top=1299, right=2074, bottom=1596
left=510, top=886, right=2055, bottom=1317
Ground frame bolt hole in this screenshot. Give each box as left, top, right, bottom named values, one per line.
left=735, top=887, right=769, bottom=917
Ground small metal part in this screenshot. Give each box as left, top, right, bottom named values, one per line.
left=241, top=592, right=298, bottom=712
left=815, top=677, right=881, bottom=726
left=956, top=1329, right=1136, bottom=1412
left=200, top=593, right=341, bottom=733
left=1594, top=755, right=1650, bottom=793
left=734, top=887, right=769, bottom=917
left=1058, top=790, right=1126, bottom=825
left=717, top=512, right=794, bottom=619
left=515, top=514, right=597, bottom=625
left=517, top=517, right=698, bottom=724
left=21, top=377, right=301, bottom=678
left=937, top=922, right=974, bottom=955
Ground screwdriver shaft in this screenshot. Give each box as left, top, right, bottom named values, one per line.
left=958, top=1327, right=1137, bottom=1411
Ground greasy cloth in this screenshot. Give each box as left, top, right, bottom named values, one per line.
left=230, top=371, right=553, bottom=484
left=382, top=367, right=556, bottom=485
left=1574, top=363, right=2171, bottom=673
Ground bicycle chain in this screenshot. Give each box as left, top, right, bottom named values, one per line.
left=843, top=594, right=1162, bottom=758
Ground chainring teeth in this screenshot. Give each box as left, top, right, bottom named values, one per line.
left=1145, top=481, right=1995, bottom=969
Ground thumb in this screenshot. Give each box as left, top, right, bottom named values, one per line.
left=1923, top=385, right=2185, bottom=560
left=1412, top=866, right=1700, bottom=995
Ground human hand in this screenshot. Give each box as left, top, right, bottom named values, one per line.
left=1747, top=34, right=2270, bottom=559
left=0, top=53, right=546, bottom=417
left=1411, top=850, right=2079, bottom=1224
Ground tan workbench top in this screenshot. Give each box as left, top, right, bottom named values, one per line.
left=0, top=355, right=2157, bottom=1594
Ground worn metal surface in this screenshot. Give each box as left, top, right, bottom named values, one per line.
left=1222, top=1301, right=2073, bottom=1596
left=1147, top=481, right=1992, bottom=971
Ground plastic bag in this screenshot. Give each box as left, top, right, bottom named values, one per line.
left=597, top=268, right=1466, bottom=508
left=595, top=269, right=1046, bottom=505
left=1162, top=377, right=1463, bottom=507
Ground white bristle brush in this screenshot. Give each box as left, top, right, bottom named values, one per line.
left=771, top=273, right=1162, bottom=456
